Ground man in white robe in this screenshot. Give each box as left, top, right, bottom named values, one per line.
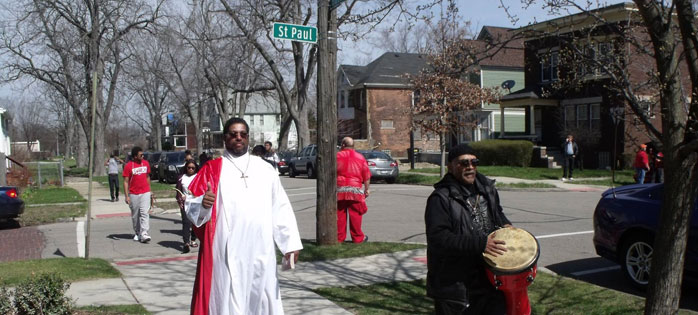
left=185, top=117, right=302, bottom=315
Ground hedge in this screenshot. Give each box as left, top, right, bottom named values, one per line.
left=469, top=140, right=533, bottom=167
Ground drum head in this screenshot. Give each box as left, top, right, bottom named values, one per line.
left=483, top=227, right=539, bottom=273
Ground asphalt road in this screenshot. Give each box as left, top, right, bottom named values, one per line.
left=26, top=176, right=698, bottom=311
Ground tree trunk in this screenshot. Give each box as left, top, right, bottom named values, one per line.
left=295, top=107, right=311, bottom=148
left=278, top=115, right=292, bottom=151
left=76, top=125, right=88, bottom=168
left=440, top=132, right=446, bottom=177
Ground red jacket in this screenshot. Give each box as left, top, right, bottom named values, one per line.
left=634, top=150, right=649, bottom=169
left=336, top=148, right=371, bottom=202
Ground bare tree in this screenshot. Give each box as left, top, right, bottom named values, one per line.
left=0, top=0, right=161, bottom=175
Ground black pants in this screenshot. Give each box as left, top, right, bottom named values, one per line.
left=433, top=290, right=506, bottom=315
left=108, top=174, right=119, bottom=200
left=180, top=208, right=195, bottom=243
left=563, top=156, right=575, bottom=178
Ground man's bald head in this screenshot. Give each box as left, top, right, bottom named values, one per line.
left=341, top=137, right=354, bottom=148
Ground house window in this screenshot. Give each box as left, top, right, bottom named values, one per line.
left=260, top=116, right=264, bottom=126
left=565, top=105, right=576, bottom=128
left=577, top=104, right=589, bottom=128
left=276, top=115, right=280, bottom=125
left=174, top=135, right=186, bottom=147
left=579, top=41, right=613, bottom=77
left=248, top=115, right=254, bottom=125
left=339, top=90, right=346, bottom=108
left=381, top=120, right=394, bottom=129
left=591, top=104, right=601, bottom=129
left=639, top=100, right=655, bottom=118
left=540, top=51, right=559, bottom=82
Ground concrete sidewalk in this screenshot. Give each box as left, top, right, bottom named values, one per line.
left=67, top=249, right=428, bottom=314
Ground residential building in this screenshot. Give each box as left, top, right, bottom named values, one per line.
left=0, top=108, right=11, bottom=167
left=337, top=27, right=526, bottom=158
left=500, top=2, right=668, bottom=169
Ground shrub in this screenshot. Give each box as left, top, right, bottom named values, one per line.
left=470, top=140, right=533, bottom=167
left=12, top=273, right=73, bottom=315
left=0, top=286, right=13, bottom=315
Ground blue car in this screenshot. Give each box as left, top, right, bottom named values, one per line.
left=593, top=183, right=698, bottom=289
left=0, top=186, right=25, bottom=219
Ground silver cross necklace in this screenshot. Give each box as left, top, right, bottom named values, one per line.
left=226, top=152, right=250, bottom=188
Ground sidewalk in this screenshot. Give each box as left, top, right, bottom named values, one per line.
left=67, top=249, right=428, bottom=314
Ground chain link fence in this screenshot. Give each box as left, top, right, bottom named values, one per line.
left=23, top=161, right=65, bottom=188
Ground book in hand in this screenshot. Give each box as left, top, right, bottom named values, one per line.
left=281, top=252, right=295, bottom=271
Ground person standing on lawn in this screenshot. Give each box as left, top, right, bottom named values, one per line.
left=176, top=159, right=199, bottom=253
left=634, top=144, right=650, bottom=184
left=105, top=153, right=124, bottom=202
left=425, top=143, right=512, bottom=315
left=123, top=146, right=154, bottom=243
left=561, top=134, right=578, bottom=181
left=336, top=136, right=371, bottom=243
left=184, top=117, right=302, bottom=314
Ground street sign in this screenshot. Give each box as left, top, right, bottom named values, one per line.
left=273, top=22, right=317, bottom=43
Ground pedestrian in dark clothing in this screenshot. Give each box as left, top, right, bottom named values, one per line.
left=425, top=143, right=512, bottom=315
left=561, top=134, right=579, bottom=181
left=105, top=154, right=124, bottom=202
left=176, top=160, right=199, bottom=253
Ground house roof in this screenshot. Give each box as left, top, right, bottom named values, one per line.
left=520, top=2, right=635, bottom=34
left=339, top=52, right=428, bottom=87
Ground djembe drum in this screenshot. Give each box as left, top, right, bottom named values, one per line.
left=483, top=227, right=540, bottom=315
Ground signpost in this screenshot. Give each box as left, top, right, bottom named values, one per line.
left=273, top=22, right=317, bottom=43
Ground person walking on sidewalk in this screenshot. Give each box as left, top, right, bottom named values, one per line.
left=123, top=146, right=154, bottom=243
left=105, top=154, right=124, bottom=202
left=176, top=160, right=199, bottom=253
left=184, top=117, right=302, bottom=314
left=336, top=137, right=371, bottom=243
left=264, top=141, right=280, bottom=171
left=634, top=144, right=650, bottom=184
left=425, top=143, right=512, bottom=315
left=561, top=134, right=578, bottom=181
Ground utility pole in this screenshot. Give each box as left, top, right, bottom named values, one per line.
left=316, top=0, right=338, bottom=245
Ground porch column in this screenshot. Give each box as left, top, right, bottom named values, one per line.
left=529, top=105, right=536, bottom=136
left=500, top=106, right=505, bottom=138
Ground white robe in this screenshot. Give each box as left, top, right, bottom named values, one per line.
left=186, top=151, right=303, bottom=314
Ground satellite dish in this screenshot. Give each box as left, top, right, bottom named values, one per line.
left=501, top=80, right=516, bottom=90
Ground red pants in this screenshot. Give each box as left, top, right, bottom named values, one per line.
left=337, top=200, right=366, bottom=243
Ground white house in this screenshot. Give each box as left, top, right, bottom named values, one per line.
left=0, top=108, right=12, bottom=167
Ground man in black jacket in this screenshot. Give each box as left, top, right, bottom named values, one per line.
left=425, top=143, right=511, bottom=315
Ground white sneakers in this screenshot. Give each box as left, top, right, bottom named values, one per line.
left=133, top=235, right=140, bottom=241
left=133, top=234, right=152, bottom=243
left=561, top=177, right=574, bottom=181
left=561, top=178, right=567, bottom=181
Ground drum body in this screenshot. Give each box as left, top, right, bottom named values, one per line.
left=483, top=227, right=540, bottom=315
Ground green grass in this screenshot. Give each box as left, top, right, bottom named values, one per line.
left=313, top=273, right=695, bottom=314
left=21, top=186, right=86, bottom=205
left=75, top=304, right=150, bottom=314
left=276, top=239, right=425, bottom=263
left=396, top=173, right=439, bottom=186
left=19, top=204, right=87, bottom=226
left=0, top=258, right=121, bottom=286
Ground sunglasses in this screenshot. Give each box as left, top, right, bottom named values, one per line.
left=186, top=166, right=196, bottom=170
left=456, top=158, right=479, bottom=167
left=225, top=131, right=249, bottom=139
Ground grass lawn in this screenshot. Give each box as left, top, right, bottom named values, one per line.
left=396, top=174, right=558, bottom=189
left=19, top=204, right=86, bottom=226
left=313, top=273, right=695, bottom=315
left=21, top=186, right=85, bottom=205
left=0, top=258, right=120, bottom=286
left=497, top=182, right=557, bottom=189
left=74, top=304, right=151, bottom=315
left=276, top=239, right=425, bottom=263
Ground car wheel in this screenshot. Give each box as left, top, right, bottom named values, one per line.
left=307, top=165, right=316, bottom=179
left=386, top=177, right=396, bottom=184
left=621, top=235, right=653, bottom=289
left=289, top=165, right=297, bottom=178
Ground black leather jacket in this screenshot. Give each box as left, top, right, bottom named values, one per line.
left=424, top=172, right=511, bottom=303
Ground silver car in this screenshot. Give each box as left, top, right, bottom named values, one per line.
left=357, top=150, right=399, bottom=184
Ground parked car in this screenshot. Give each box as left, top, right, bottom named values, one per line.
left=146, top=151, right=163, bottom=180
left=277, top=151, right=294, bottom=176
left=158, top=151, right=188, bottom=184
left=593, top=183, right=697, bottom=289
left=357, top=150, right=399, bottom=184
left=289, top=144, right=317, bottom=178
left=0, top=186, right=25, bottom=219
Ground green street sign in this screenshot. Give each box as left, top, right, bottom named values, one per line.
left=273, top=22, right=317, bottom=43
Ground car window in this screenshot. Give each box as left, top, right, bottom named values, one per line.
left=362, top=152, right=390, bottom=160
left=311, top=147, right=317, bottom=156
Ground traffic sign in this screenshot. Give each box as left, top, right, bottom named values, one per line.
left=273, top=22, right=317, bottom=43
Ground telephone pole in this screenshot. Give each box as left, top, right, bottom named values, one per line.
left=315, top=0, right=339, bottom=245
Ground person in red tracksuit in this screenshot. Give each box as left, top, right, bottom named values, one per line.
left=336, top=137, right=371, bottom=243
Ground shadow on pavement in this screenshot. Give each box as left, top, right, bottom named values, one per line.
left=108, top=233, right=135, bottom=240
left=547, top=258, right=698, bottom=312
left=158, top=240, right=184, bottom=251
left=0, top=219, right=21, bottom=230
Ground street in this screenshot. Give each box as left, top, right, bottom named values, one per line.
left=20, top=177, right=698, bottom=311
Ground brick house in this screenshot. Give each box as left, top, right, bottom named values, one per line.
left=336, top=27, right=525, bottom=158
left=500, top=2, right=670, bottom=169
